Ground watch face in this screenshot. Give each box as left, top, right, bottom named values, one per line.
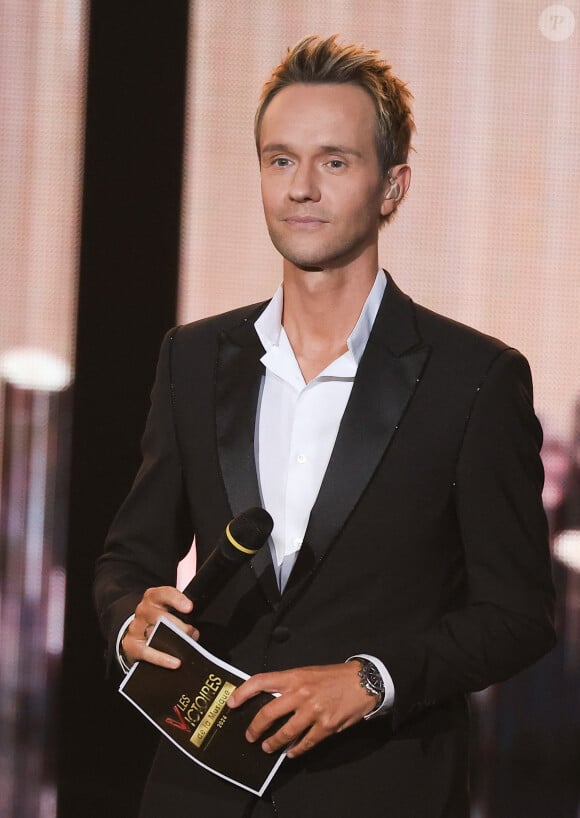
left=361, top=661, right=384, bottom=695
left=366, top=665, right=382, bottom=690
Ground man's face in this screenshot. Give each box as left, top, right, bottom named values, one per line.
left=259, top=82, right=389, bottom=272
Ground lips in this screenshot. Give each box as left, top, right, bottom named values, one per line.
left=284, top=215, right=328, bottom=227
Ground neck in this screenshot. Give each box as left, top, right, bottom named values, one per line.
left=281, top=261, right=378, bottom=382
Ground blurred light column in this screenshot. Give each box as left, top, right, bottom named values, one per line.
left=0, top=348, right=72, bottom=818
left=554, top=530, right=580, bottom=674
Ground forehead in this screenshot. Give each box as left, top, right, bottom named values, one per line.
left=259, top=82, right=377, bottom=151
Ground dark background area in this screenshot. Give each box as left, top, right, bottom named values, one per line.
left=58, top=3, right=189, bottom=815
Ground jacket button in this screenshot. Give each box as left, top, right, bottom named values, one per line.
left=272, top=626, right=290, bottom=643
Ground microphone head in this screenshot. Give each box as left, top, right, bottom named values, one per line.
left=223, top=507, right=273, bottom=562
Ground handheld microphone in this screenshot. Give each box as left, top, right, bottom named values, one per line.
left=183, top=507, right=273, bottom=614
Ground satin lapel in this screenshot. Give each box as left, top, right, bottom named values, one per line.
left=215, top=312, right=281, bottom=607
left=281, top=275, right=431, bottom=604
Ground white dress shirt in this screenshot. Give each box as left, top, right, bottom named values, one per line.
left=254, top=270, right=394, bottom=715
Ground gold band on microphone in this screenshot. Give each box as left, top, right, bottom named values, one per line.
left=225, top=521, right=259, bottom=555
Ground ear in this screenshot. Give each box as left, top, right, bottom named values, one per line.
left=380, top=163, right=411, bottom=218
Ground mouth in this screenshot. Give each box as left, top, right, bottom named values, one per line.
left=283, top=216, right=328, bottom=229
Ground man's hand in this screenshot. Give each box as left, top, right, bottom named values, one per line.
left=227, top=662, right=376, bottom=758
left=121, top=586, right=198, bottom=669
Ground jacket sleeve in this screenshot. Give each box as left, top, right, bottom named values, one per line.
left=93, top=327, right=195, bottom=671
left=380, top=348, right=556, bottom=729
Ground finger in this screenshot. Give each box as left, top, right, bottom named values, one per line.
left=138, top=616, right=199, bottom=643
left=244, top=694, right=295, bottom=744
left=139, top=643, right=182, bottom=669
left=122, top=629, right=181, bottom=669
left=123, top=609, right=198, bottom=668
left=132, top=587, right=197, bottom=647
left=155, top=611, right=200, bottom=642
left=257, top=711, right=312, bottom=754
left=227, top=672, right=285, bottom=708
left=264, top=712, right=347, bottom=757
left=285, top=725, right=323, bottom=759
left=137, top=586, right=194, bottom=618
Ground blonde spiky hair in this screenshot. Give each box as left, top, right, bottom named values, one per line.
left=255, top=34, right=414, bottom=181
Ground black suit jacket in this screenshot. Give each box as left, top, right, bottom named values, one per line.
left=95, top=274, right=555, bottom=818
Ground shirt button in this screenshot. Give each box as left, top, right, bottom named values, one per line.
left=297, top=453, right=306, bottom=464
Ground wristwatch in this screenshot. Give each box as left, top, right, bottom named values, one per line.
left=350, top=657, right=385, bottom=705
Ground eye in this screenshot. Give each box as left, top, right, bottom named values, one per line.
left=273, top=157, right=291, bottom=168
left=326, top=159, right=346, bottom=170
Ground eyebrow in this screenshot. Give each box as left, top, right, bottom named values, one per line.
left=321, top=144, right=363, bottom=158
left=261, top=143, right=363, bottom=159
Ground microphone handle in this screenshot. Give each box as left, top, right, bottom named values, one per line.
left=182, top=536, right=245, bottom=613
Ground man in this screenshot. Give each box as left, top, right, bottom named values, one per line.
left=95, top=35, right=555, bottom=817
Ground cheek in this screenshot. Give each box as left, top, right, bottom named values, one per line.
left=344, top=194, right=382, bottom=230
left=260, top=189, right=276, bottom=221
left=261, top=179, right=284, bottom=214
left=339, top=179, right=382, bottom=214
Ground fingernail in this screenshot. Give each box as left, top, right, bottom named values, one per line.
left=262, top=741, right=271, bottom=754
left=245, top=731, right=255, bottom=743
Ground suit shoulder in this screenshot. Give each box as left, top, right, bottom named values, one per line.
left=410, top=301, right=533, bottom=393
left=177, top=301, right=268, bottom=340
left=382, top=273, right=516, bottom=370
left=161, top=301, right=268, bottom=360
left=414, top=302, right=506, bottom=353
left=413, top=301, right=518, bottom=361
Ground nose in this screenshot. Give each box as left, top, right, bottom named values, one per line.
left=288, top=161, right=320, bottom=203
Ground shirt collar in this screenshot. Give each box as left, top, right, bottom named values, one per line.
left=255, top=269, right=386, bottom=367
left=255, top=284, right=284, bottom=350
left=346, top=269, right=386, bottom=365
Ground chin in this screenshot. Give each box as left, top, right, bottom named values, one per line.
left=281, top=250, right=333, bottom=271
left=288, top=260, right=324, bottom=272
left=271, top=240, right=338, bottom=270
left=269, top=228, right=371, bottom=272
